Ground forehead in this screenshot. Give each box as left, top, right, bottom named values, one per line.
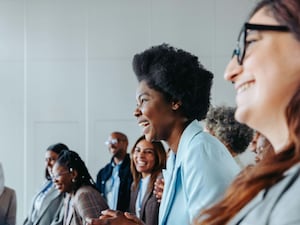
left=110, top=133, right=123, bottom=139
left=257, top=136, right=266, bottom=146
left=136, top=80, right=150, bottom=96
left=136, top=139, right=154, bottom=149
left=135, top=80, right=164, bottom=100
left=249, top=7, right=279, bottom=25
left=45, top=150, right=58, bottom=158
left=52, top=163, right=66, bottom=172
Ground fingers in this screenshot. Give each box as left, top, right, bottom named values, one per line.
left=154, top=178, right=164, bottom=202
left=100, top=209, right=122, bottom=218
left=85, top=217, right=105, bottom=225
left=124, top=212, right=145, bottom=225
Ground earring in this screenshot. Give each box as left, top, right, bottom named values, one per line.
left=172, top=103, right=181, bottom=110
left=72, top=178, right=76, bottom=183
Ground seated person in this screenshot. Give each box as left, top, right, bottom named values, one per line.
left=129, top=135, right=166, bottom=225
left=0, top=162, right=17, bottom=225
left=24, top=143, right=69, bottom=225
left=52, top=150, right=108, bottom=225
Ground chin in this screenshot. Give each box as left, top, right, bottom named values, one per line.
left=234, top=106, right=250, bottom=125
left=144, top=133, right=153, bottom=142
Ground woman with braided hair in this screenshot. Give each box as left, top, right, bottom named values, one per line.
left=52, top=150, right=108, bottom=225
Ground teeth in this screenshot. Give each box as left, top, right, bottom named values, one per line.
left=237, top=82, right=254, bottom=93
left=137, top=161, right=146, bottom=166
left=138, top=121, right=149, bottom=127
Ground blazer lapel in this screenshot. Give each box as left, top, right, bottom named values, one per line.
left=64, top=195, right=74, bottom=225
left=35, top=184, right=61, bottom=221
left=140, top=189, right=152, bottom=217
left=159, top=152, right=180, bottom=225
left=228, top=190, right=265, bottom=224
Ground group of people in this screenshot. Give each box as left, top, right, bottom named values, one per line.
left=2, top=0, right=300, bottom=224
left=86, top=0, right=300, bottom=224
left=21, top=131, right=167, bottom=225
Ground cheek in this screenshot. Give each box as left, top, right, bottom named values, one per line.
left=147, top=157, right=155, bottom=168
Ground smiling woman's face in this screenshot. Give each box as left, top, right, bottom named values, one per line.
left=52, top=163, right=73, bottom=193
left=134, top=80, right=176, bottom=143
left=224, top=7, right=300, bottom=149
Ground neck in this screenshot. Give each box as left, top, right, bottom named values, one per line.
left=166, top=118, right=191, bottom=154
left=141, top=173, right=151, bottom=178
left=114, top=155, right=125, bottom=164
left=260, top=119, right=290, bottom=153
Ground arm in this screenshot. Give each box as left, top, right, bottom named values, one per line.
left=75, top=187, right=109, bottom=221
left=6, top=188, right=17, bottom=225
left=182, top=137, right=239, bottom=222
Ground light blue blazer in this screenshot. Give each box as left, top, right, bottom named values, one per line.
left=228, top=163, right=300, bottom=225
left=159, top=120, right=240, bottom=225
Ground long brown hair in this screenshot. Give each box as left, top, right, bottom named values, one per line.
left=196, top=0, right=300, bottom=224
left=130, top=135, right=166, bottom=192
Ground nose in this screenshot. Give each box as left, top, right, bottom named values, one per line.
left=52, top=176, right=58, bottom=183
left=45, top=158, right=52, bottom=168
left=133, top=106, right=141, bottom=118
left=224, top=57, right=242, bottom=83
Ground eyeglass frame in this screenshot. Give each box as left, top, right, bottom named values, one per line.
left=51, top=170, right=71, bottom=181
left=104, top=138, right=126, bottom=146
left=232, top=23, right=289, bottom=65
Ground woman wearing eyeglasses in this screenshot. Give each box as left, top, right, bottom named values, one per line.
left=197, top=0, right=300, bottom=224
left=24, top=143, right=69, bottom=225
left=129, top=136, right=166, bottom=225
left=52, top=150, right=108, bottom=225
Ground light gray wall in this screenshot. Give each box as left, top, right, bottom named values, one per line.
left=0, top=0, right=256, bottom=223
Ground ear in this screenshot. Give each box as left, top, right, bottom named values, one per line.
left=171, top=100, right=182, bottom=110
left=71, top=169, right=78, bottom=179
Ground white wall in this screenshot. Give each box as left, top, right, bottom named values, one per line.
left=0, top=0, right=256, bottom=223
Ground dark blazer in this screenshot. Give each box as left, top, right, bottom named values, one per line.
left=96, top=154, right=132, bottom=212
left=129, top=177, right=160, bottom=225
left=64, top=185, right=108, bottom=225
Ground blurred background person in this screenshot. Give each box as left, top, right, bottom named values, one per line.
left=205, top=105, right=254, bottom=168
left=96, top=131, right=132, bottom=212
left=249, top=131, right=274, bottom=163
left=129, top=135, right=166, bottom=225
left=24, top=143, right=69, bottom=225
left=0, top=162, right=17, bottom=225
left=52, top=150, right=108, bottom=225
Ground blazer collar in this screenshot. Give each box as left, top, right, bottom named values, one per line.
left=160, top=120, right=203, bottom=224
left=33, top=181, right=62, bottom=222
left=228, top=163, right=300, bottom=224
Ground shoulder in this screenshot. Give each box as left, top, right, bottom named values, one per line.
left=121, top=154, right=131, bottom=167
left=3, top=186, right=16, bottom=198
left=269, top=164, right=300, bottom=224
left=74, top=186, right=102, bottom=203
left=75, top=185, right=98, bottom=195
left=181, top=127, right=230, bottom=160
left=98, top=162, right=113, bottom=174
left=234, top=164, right=300, bottom=225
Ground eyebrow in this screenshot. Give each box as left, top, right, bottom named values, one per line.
left=137, top=92, right=150, bottom=100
